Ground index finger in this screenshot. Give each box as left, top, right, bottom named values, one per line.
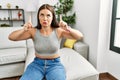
left=60, top=14, right=63, bottom=21
left=28, top=15, right=32, bottom=23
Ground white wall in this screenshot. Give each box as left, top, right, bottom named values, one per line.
left=38, top=0, right=58, bottom=8
left=97, top=0, right=111, bottom=72
left=74, top=0, right=100, bottom=67
left=98, top=0, right=120, bottom=79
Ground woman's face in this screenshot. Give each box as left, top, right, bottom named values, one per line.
left=39, top=9, right=53, bottom=28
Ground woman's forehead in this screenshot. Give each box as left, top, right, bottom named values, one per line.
left=40, top=9, right=52, bottom=14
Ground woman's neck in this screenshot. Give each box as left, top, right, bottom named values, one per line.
left=40, top=27, right=53, bottom=36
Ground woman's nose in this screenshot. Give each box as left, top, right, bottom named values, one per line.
left=43, top=16, right=47, bottom=20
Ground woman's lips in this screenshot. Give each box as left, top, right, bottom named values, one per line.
left=43, top=22, right=47, bottom=24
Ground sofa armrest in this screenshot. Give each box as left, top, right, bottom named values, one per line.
left=24, top=39, right=35, bottom=70
left=73, top=41, right=89, bottom=59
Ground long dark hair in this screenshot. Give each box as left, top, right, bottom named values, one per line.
left=35, top=4, right=59, bottom=29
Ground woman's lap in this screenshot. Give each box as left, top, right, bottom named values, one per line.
left=20, top=57, right=66, bottom=80
left=46, top=66, right=66, bottom=80
left=20, top=62, right=44, bottom=80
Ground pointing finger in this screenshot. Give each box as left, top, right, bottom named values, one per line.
left=28, top=15, right=32, bottom=23
left=60, top=14, right=63, bottom=21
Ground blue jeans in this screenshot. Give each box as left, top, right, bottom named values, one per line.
left=20, top=57, right=66, bottom=80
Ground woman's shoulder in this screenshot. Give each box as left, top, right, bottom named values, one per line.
left=28, top=27, right=37, bottom=38
left=55, top=28, right=64, bottom=39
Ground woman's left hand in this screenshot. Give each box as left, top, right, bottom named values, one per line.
left=59, top=15, right=71, bottom=32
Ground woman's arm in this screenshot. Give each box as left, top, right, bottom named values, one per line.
left=60, top=26, right=83, bottom=40
left=9, top=16, right=33, bottom=41
left=59, top=15, right=83, bottom=40
left=65, top=27, right=83, bottom=40
left=8, top=28, right=32, bottom=41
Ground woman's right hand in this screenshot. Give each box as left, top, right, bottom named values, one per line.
left=8, top=16, right=33, bottom=41
left=23, top=16, right=33, bottom=31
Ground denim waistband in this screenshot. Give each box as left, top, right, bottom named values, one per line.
left=35, top=57, right=60, bottom=60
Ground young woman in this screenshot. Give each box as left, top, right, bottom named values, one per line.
left=9, top=4, right=83, bottom=80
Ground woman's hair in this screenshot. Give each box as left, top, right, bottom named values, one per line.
left=36, top=4, right=59, bottom=29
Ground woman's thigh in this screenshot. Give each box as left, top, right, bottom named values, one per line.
left=20, top=62, right=44, bottom=80
left=46, top=67, right=66, bottom=80
left=46, top=59, right=66, bottom=80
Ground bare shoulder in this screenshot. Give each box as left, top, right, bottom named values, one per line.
left=56, top=28, right=64, bottom=39
left=56, top=28, right=63, bottom=34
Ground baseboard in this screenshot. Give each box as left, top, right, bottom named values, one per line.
left=99, top=72, right=118, bottom=80
left=0, top=76, right=20, bottom=80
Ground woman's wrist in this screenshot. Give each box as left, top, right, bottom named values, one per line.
left=66, top=26, right=72, bottom=32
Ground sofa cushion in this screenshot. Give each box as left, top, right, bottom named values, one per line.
left=64, top=39, right=77, bottom=48
left=0, top=63, right=25, bottom=78
left=0, top=48, right=27, bottom=65
left=59, top=48, right=98, bottom=80
left=0, top=27, right=26, bottom=49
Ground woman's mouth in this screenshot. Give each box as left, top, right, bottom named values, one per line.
left=43, top=22, right=47, bottom=24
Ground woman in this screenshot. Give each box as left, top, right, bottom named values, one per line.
left=9, top=4, right=83, bottom=80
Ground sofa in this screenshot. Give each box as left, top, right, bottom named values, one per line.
left=0, top=27, right=99, bottom=80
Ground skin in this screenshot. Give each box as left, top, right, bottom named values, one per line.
left=8, top=9, right=83, bottom=59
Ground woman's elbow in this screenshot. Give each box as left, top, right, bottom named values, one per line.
left=77, top=33, right=83, bottom=40
left=8, top=35, right=16, bottom=41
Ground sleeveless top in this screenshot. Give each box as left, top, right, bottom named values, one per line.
left=33, top=29, right=61, bottom=56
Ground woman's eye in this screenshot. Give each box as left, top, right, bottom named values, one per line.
left=47, top=14, right=51, bottom=17
left=40, top=14, right=44, bottom=17
left=39, top=13, right=51, bottom=18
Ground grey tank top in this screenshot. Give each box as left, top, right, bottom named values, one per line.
left=33, top=29, right=60, bottom=56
